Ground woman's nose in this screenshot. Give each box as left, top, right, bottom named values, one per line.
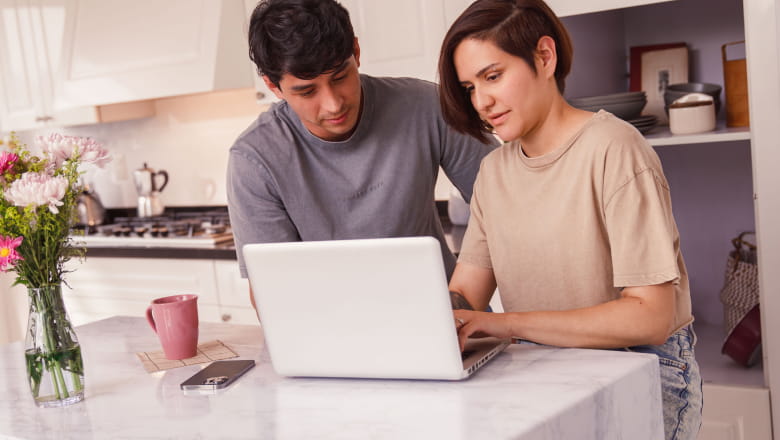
left=472, top=87, right=494, bottom=113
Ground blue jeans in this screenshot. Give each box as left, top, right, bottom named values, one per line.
left=625, top=325, right=703, bottom=440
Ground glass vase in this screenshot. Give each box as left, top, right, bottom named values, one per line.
left=24, top=284, right=85, bottom=408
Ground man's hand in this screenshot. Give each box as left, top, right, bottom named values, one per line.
left=450, top=290, right=474, bottom=310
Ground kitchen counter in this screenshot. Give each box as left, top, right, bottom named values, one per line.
left=83, top=243, right=237, bottom=260
left=0, top=316, right=664, bottom=439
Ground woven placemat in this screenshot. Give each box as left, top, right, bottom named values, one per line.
left=136, top=340, right=238, bottom=373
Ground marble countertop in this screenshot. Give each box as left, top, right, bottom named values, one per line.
left=0, top=316, right=664, bottom=439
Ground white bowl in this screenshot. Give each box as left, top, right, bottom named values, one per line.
left=669, top=93, right=716, bottom=135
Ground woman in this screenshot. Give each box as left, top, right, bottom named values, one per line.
left=438, top=1, right=702, bottom=439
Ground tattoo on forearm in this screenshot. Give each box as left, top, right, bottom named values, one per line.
left=450, top=291, right=474, bottom=310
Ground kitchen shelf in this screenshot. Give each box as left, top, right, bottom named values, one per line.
left=695, top=320, right=765, bottom=388
left=644, top=122, right=751, bottom=146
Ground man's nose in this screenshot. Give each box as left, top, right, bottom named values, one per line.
left=320, top=85, right=344, bottom=114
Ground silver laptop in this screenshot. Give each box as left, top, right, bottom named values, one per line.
left=243, top=236, right=509, bottom=380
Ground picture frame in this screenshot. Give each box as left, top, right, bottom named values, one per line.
left=639, top=45, right=689, bottom=124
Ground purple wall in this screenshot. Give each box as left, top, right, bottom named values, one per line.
left=561, top=0, right=753, bottom=325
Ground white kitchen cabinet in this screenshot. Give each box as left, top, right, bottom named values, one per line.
left=61, top=257, right=223, bottom=326
left=56, top=0, right=254, bottom=107
left=443, top=0, right=675, bottom=24
left=242, top=0, right=276, bottom=105
left=700, top=384, right=772, bottom=440
left=0, top=1, right=98, bottom=131
left=341, top=0, right=448, bottom=84
left=60, top=257, right=259, bottom=327
left=0, top=0, right=156, bottom=132
left=214, top=259, right=257, bottom=325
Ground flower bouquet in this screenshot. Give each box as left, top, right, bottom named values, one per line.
left=0, top=133, right=109, bottom=407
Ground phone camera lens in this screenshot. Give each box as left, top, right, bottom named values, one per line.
left=204, top=375, right=229, bottom=385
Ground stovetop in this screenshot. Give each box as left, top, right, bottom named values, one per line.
left=71, top=209, right=234, bottom=249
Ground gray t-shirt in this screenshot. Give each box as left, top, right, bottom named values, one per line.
left=227, top=75, right=497, bottom=278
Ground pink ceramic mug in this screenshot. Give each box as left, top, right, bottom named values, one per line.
left=146, top=294, right=199, bottom=360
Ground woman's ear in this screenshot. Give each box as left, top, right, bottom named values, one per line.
left=535, top=36, right=558, bottom=79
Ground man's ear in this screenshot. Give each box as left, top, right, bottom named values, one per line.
left=535, top=36, right=557, bottom=79
left=263, top=75, right=285, bottom=100
left=353, top=37, right=361, bottom=68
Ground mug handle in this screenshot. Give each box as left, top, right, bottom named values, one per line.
left=146, top=306, right=157, bottom=333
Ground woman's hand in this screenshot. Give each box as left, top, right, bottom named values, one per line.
left=454, top=310, right=513, bottom=351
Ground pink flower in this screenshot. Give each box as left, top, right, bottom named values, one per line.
left=4, top=172, right=68, bottom=214
left=0, top=151, right=18, bottom=174
left=0, top=236, right=23, bottom=271
left=38, top=133, right=110, bottom=168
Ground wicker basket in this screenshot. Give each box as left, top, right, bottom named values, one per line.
left=719, top=232, right=759, bottom=336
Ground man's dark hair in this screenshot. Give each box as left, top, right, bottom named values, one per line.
left=248, top=0, right=355, bottom=87
left=438, top=0, right=573, bottom=143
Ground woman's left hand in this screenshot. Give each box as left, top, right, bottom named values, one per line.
left=454, top=310, right=513, bottom=351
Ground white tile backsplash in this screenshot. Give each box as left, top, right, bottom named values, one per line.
left=8, top=88, right=264, bottom=208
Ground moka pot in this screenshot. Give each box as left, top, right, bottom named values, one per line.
left=133, top=162, right=169, bottom=217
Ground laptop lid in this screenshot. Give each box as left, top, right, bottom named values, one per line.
left=243, top=236, right=507, bottom=380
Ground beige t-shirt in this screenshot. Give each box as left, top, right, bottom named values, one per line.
left=459, top=110, right=693, bottom=332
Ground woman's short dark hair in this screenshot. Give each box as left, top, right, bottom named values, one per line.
left=438, top=0, right=573, bottom=143
left=248, top=0, right=355, bottom=87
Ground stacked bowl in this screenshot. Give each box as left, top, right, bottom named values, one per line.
left=569, top=91, right=656, bottom=133
left=568, top=91, right=647, bottom=120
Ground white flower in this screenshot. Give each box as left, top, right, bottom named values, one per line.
left=38, top=133, right=110, bottom=169
left=5, top=172, right=69, bottom=214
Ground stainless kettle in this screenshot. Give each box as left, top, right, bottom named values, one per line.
left=76, top=183, right=106, bottom=226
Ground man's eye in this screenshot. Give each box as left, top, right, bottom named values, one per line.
left=299, top=89, right=315, bottom=97
left=333, top=75, right=347, bottom=83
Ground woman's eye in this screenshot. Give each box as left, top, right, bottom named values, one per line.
left=463, top=85, right=474, bottom=95
left=486, top=72, right=501, bottom=82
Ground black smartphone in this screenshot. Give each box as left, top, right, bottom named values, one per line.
left=180, top=360, right=255, bottom=393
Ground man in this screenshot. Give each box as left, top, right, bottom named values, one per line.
left=227, top=0, right=498, bottom=308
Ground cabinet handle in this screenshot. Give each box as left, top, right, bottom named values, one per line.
left=221, top=313, right=232, bottom=322
left=255, top=91, right=265, bottom=100
left=35, top=115, right=53, bottom=122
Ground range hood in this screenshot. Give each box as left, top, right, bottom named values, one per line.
left=56, top=0, right=254, bottom=107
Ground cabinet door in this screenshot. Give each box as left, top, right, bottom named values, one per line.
left=0, top=0, right=99, bottom=132
left=699, top=384, right=772, bottom=440
left=61, top=257, right=222, bottom=326
left=57, top=0, right=253, bottom=106
left=242, top=0, right=277, bottom=105
left=340, top=0, right=446, bottom=83
left=0, top=2, right=44, bottom=131
left=444, top=0, right=677, bottom=23
left=213, top=260, right=259, bottom=325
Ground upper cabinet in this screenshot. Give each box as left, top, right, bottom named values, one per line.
left=341, top=0, right=447, bottom=84
left=445, top=0, right=676, bottom=23
left=242, top=0, right=276, bottom=105
left=0, top=0, right=103, bottom=132
left=56, top=0, right=253, bottom=107
left=546, top=0, right=675, bottom=17
left=242, top=0, right=450, bottom=102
